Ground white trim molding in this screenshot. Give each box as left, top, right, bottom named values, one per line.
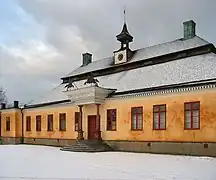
left=108, top=83, right=216, bottom=100
left=63, top=85, right=116, bottom=105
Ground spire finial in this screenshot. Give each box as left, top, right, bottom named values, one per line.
left=123, top=6, right=126, bottom=24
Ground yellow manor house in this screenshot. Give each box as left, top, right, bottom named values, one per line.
left=1, top=20, right=216, bottom=156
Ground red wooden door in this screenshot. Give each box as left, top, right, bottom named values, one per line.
left=88, top=115, right=97, bottom=140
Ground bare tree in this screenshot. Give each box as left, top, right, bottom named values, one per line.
left=0, top=86, right=7, bottom=104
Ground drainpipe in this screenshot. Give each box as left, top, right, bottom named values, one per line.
left=21, top=108, right=24, bottom=144
left=0, top=103, right=6, bottom=144
left=0, top=111, right=2, bottom=141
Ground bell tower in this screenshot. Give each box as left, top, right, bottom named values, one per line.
left=114, top=9, right=134, bottom=64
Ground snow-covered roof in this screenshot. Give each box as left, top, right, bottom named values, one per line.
left=29, top=52, right=216, bottom=105
left=63, top=36, right=210, bottom=78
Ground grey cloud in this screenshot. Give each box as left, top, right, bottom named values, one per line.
left=2, top=0, right=216, bottom=103
left=18, top=0, right=216, bottom=55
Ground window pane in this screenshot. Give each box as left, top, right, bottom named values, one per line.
left=137, top=107, right=143, bottom=113
left=6, top=117, right=10, bottom=131
left=192, top=121, right=199, bottom=129
left=75, top=123, right=79, bottom=131
left=63, top=120, right=66, bottom=130
left=154, top=113, right=159, bottom=123
left=132, top=108, right=137, bottom=114
left=138, top=114, right=142, bottom=121
left=192, top=110, right=199, bottom=118
left=185, top=121, right=191, bottom=129
left=36, top=116, right=41, bottom=131
left=132, top=114, right=137, bottom=129
left=185, top=111, right=191, bottom=122
left=153, top=106, right=159, bottom=112
left=192, top=102, right=200, bottom=110
left=160, top=112, right=166, bottom=124
left=185, top=103, right=191, bottom=110
left=112, top=121, right=116, bottom=130
left=160, top=105, right=166, bottom=112
left=193, top=115, right=199, bottom=123
left=137, top=122, right=142, bottom=129
left=137, top=114, right=143, bottom=129
left=132, top=122, right=136, bottom=129
left=75, top=112, right=79, bottom=122
left=48, top=115, right=53, bottom=131
left=154, top=121, right=159, bottom=129
left=160, top=123, right=165, bottom=129
left=111, top=110, right=116, bottom=120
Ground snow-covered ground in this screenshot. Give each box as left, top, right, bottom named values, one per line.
left=0, top=145, right=215, bottom=180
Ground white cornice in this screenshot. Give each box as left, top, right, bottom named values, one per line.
left=63, top=85, right=116, bottom=105
left=108, top=84, right=216, bottom=100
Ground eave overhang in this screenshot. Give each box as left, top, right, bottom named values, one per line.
left=63, top=85, right=116, bottom=105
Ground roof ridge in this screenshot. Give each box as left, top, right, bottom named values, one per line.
left=135, top=35, right=210, bottom=51
left=62, top=35, right=211, bottom=79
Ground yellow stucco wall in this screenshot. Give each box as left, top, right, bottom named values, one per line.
left=0, top=109, right=21, bottom=137
left=1, top=88, right=216, bottom=142
left=22, top=105, right=78, bottom=139
left=101, top=89, right=216, bottom=142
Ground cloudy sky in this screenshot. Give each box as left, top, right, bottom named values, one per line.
left=0, top=0, right=216, bottom=104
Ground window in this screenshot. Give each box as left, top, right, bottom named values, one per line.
left=153, top=104, right=166, bottom=130
left=131, top=107, right=143, bottom=130
left=107, top=109, right=117, bottom=131
left=75, top=112, right=79, bottom=131
left=26, top=116, right=31, bottom=131
left=36, top=115, right=41, bottom=131
left=6, top=117, right=10, bottom=131
left=59, top=113, right=66, bottom=131
left=47, top=114, right=53, bottom=131
left=184, top=102, right=200, bottom=129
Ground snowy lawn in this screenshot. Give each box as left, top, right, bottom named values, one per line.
left=0, top=145, right=216, bottom=180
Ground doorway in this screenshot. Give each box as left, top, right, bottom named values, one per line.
left=88, top=115, right=97, bottom=140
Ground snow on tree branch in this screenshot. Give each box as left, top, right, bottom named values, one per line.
left=0, top=86, right=7, bottom=104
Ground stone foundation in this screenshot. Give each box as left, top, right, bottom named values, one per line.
left=24, top=138, right=76, bottom=147
left=1, top=137, right=216, bottom=157
left=105, top=140, right=216, bottom=157
left=1, top=137, right=22, bottom=144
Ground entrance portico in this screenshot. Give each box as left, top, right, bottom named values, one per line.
left=64, top=85, right=116, bottom=140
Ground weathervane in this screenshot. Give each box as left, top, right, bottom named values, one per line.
left=123, top=6, right=126, bottom=24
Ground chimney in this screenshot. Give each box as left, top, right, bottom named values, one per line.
left=14, top=101, right=19, bottom=108
left=183, top=20, right=196, bottom=40
left=1, top=103, right=6, bottom=109
left=82, top=53, right=92, bottom=66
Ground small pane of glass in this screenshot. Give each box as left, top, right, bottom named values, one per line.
left=132, top=108, right=137, bottom=114
left=137, top=121, right=142, bottom=129
left=132, top=122, right=136, bottom=129
left=154, top=122, right=159, bottom=129
left=153, top=106, right=159, bottom=112
left=185, top=103, right=191, bottom=110
left=160, top=113, right=166, bottom=124
left=154, top=113, right=159, bottom=123
left=112, top=121, right=116, bottom=130
left=137, top=107, right=143, bottom=113
left=192, top=110, right=199, bottom=118
left=160, top=123, right=165, bottom=129
left=192, top=121, right=199, bottom=129
left=111, top=110, right=116, bottom=120
left=192, top=102, right=200, bottom=110
left=185, top=111, right=191, bottom=122
left=193, top=115, right=199, bottom=123
left=160, top=105, right=166, bottom=111
left=185, top=121, right=191, bottom=129
left=132, top=114, right=137, bottom=129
